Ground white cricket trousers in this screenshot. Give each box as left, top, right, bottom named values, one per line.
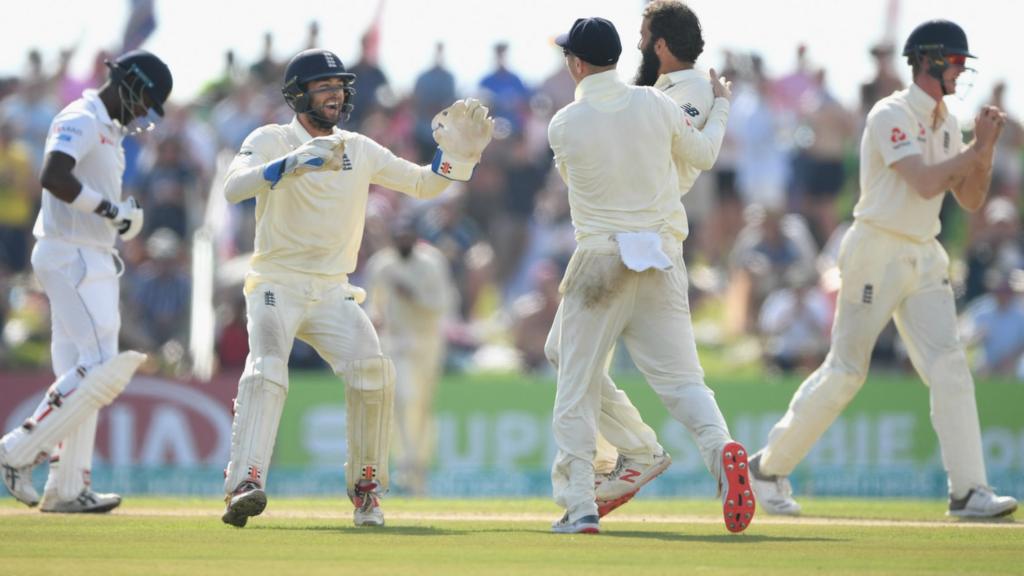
left=31, top=239, right=120, bottom=500
left=224, top=275, right=386, bottom=494
left=544, top=312, right=664, bottom=474
left=385, top=325, right=444, bottom=495
left=760, top=222, right=988, bottom=497
left=550, top=240, right=731, bottom=520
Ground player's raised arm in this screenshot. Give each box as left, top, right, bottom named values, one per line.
left=951, top=105, right=1006, bottom=211
left=668, top=69, right=730, bottom=171
left=369, top=97, right=494, bottom=199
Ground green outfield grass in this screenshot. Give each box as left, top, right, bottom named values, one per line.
left=1, top=497, right=1019, bottom=575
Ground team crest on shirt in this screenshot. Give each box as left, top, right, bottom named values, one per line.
left=890, top=127, right=910, bottom=149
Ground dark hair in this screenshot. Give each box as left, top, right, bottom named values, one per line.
left=643, top=0, right=704, bottom=63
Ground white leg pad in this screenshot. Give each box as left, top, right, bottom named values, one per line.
left=3, top=351, right=145, bottom=468
left=344, top=356, right=395, bottom=493
left=223, top=355, right=289, bottom=494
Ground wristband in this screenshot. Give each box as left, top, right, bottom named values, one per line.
left=70, top=186, right=104, bottom=214
left=431, top=149, right=476, bottom=181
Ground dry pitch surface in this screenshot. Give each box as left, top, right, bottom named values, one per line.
left=1, top=497, right=1020, bottom=575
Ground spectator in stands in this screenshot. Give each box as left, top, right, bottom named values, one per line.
left=0, top=123, right=35, bottom=272
left=412, top=43, right=457, bottom=163
left=961, top=267, right=1024, bottom=379
left=758, top=266, right=831, bottom=374
left=725, top=204, right=819, bottom=335
left=478, top=42, right=531, bottom=137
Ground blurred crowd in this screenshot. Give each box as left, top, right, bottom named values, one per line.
left=2, top=24, right=1023, bottom=380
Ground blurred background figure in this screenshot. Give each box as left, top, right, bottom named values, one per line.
left=960, top=267, right=1024, bottom=380
left=366, top=217, right=455, bottom=495
left=478, top=42, right=531, bottom=139
left=412, top=43, right=456, bottom=163
left=860, top=42, right=904, bottom=117
left=757, top=266, right=831, bottom=375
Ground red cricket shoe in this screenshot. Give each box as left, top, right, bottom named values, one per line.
left=721, top=441, right=755, bottom=533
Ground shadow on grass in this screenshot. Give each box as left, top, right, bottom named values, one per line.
left=250, top=524, right=469, bottom=536
left=605, top=531, right=842, bottom=544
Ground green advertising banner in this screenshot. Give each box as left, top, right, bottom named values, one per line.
left=271, top=371, right=1024, bottom=498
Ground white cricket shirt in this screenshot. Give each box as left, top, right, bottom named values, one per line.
left=548, top=70, right=728, bottom=242
left=655, top=68, right=717, bottom=196
left=223, top=117, right=449, bottom=282
left=854, top=83, right=965, bottom=242
left=33, top=90, right=126, bottom=249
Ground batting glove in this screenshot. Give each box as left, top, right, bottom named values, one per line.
left=431, top=98, right=495, bottom=181
left=262, top=135, right=345, bottom=189
left=97, top=197, right=144, bottom=240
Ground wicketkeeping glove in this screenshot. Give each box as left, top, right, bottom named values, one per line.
left=431, top=98, right=495, bottom=181
left=262, top=134, right=345, bottom=189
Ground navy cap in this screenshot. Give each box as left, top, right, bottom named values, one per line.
left=555, top=17, right=621, bottom=66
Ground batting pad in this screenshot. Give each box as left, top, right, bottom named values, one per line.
left=224, top=355, right=288, bottom=493
left=344, top=356, right=395, bottom=492
left=5, top=351, right=145, bottom=468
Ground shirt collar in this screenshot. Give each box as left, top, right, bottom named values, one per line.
left=82, top=89, right=116, bottom=129
left=574, top=70, right=626, bottom=102
left=907, top=83, right=948, bottom=125
left=290, top=115, right=342, bottom=143
left=653, top=68, right=702, bottom=91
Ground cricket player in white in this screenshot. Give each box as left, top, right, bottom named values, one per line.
left=749, top=20, right=1018, bottom=519
left=546, top=17, right=754, bottom=535
left=0, top=50, right=171, bottom=513
left=219, top=49, right=492, bottom=528
left=366, top=220, right=454, bottom=495
left=554, top=0, right=729, bottom=518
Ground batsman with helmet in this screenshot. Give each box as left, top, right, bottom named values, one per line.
left=0, top=50, right=171, bottom=513
left=749, top=20, right=1018, bottom=519
left=219, top=48, right=493, bottom=528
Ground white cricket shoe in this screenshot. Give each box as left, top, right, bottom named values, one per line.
left=221, top=481, right=267, bottom=528
left=594, top=451, right=671, bottom=517
left=352, top=482, right=385, bottom=527
left=748, top=452, right=801, bottom=516
left=551, top=512, right=600, bottom=534
left=40, top=489, right=121, bottom=513
left=0, top=443, right=40, bottom=507
left=948, top=487, right=1018, bottom=518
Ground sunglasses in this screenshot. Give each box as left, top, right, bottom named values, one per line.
left=945, top=54, right=968, bottom=67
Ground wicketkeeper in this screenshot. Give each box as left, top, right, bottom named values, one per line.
left=219, top=48, right=493, bottom=528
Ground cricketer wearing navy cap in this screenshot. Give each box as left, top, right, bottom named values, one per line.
left=555, top=17, right=621, bottom=66
left=545, top=13, right=744, bottom=535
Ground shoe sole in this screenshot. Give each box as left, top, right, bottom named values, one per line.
left=222, top=489, right=267, bottom=528
left=40, top=501, right=121, bottom=514
left=722, top=441, right=755, bottom=533
left=552, top=524, right=600, bottom=534
left=597, top=490, right=637, bottom=518
left=595, top=456, right=672, bottom=517
left=948, top=504, right=1018, bottom=519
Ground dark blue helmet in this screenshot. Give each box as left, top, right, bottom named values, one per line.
left=902, top=19, right=975, bottom=59
left=107, top=49, right=173, bottom=117
left=282, top=49, right=357, bottom=120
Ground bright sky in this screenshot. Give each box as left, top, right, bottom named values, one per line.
left=5, top=0, right=1020, bottom=122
